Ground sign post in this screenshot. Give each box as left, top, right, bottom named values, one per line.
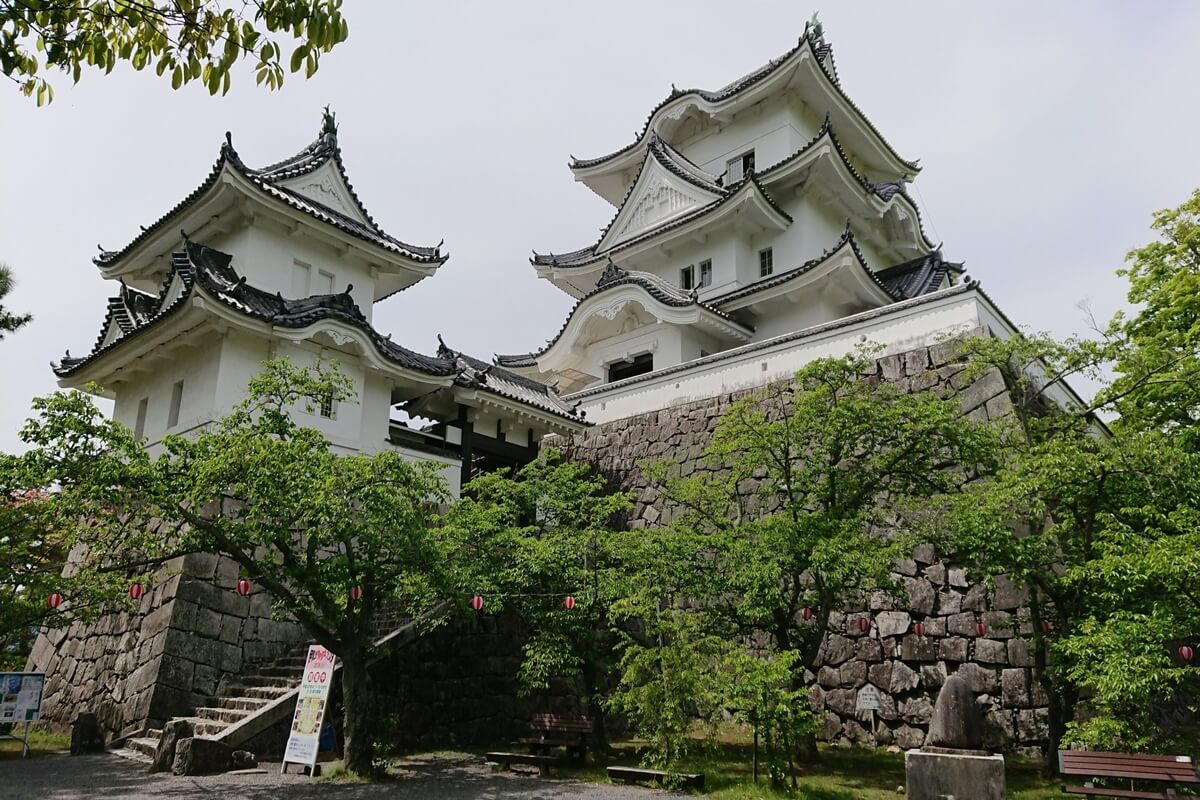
left=0, top=672, right=45, bottom=758
left=855, top=683, right=881, bottom=740
left=281, top=645, right=336, bottom=775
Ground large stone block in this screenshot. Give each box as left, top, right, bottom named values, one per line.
left=954, top=663, right=1000, bottom=694
left=975, top=638, right=1008, bottom=665
left=877, top=611, right=911, bottom=638
left=890, top=661, right=920, bottom=693
left=1007, top=637, right=1034, bottom=668
left=947, top=613, right=979, bottom=637
left=905, top=750, right=1006, bottom=800
left=904, top=577, right=935, bottom=615
left=991, top=576, right=1026, bottom=611
left=1001, top=669, right=1030, bottom=708
left=172, top=736, right=232, bottom=775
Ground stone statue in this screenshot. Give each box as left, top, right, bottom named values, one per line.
left=926, top=674, right=984, bottom=750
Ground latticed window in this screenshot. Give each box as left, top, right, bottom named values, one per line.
left=759, top=247, right=773, bottom=277
left=699, top=259, right=712, bottom=288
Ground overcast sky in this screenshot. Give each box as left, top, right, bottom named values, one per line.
left=2, top=1, right=1198, bottom=453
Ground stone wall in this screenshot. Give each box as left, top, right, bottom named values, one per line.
left=553, top=337, right=1049, bottom=755
left=374, top=615, right=583, bottom=752
left=27, top=550, right=306, bottom=738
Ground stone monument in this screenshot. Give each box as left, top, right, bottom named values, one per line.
left=905, top=674, right=1006, bottom=799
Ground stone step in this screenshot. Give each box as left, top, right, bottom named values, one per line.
left=111, top=747, right=154, bottom=765
left=231, top=674, right=299, bottom=688
left=194, top=706, right=252, bottom=724
left=232, top=685, right=295, bottom=700
left=146, top=727, right=163, bottom=741
left=123, top=736, right=159, bottom=759
left=216, top=696, right=270, bottom=711
left=255, top=664, right=302, bottom=677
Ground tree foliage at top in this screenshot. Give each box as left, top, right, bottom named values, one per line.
left=0, top=262, right=31, bottom=339
left=1, top=0, right=349, bottom=105
left=1105, top=187, right=1200, bottom=451
left=8, top=358, right=449, bottom=776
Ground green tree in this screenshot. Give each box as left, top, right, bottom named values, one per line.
left=1106, top=188, right=1200, bottom=451
left=0, top=262, right=31, bottom=339
left=635, top=352, right=996, bottom=773
left=9, top=359, right=448, bottom=776
left=1, top=0, right=349, bottom=105
left=946, top=333, right=1200, bottom=768
left=440, top=454, right=630, bottom=745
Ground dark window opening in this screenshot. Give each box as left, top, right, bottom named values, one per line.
left=608, top=352, right=654, bottom=383
left=699, top=259, right=712, bottom=288
left=759, top=247, right=774, bottom=277
left=726, top=150, right=756, bottom=183
left=680, top=265, right=695, bottom=290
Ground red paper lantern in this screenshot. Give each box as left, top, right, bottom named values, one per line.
left=976, top=622, right=987, bottom=637
left=801, top=607, right=814, bottom=621
left=47, top=592, right=62, bottom=609
left=1040, top=619, right=1052, bottom=635
left=1180, top=645, right=1195, bottom=663
left=349, top=586, right=362, bottom=601
left=236, top=578, right=251, bottom=597
left=913, top=622, right=926, bottom=638
left=564, top=595, right=576, bottom=610
left=128, top=583, right=144, bottom=601
left=470, top=594, right=484, bottom=612
left=857, top=617, right=870, bottom=633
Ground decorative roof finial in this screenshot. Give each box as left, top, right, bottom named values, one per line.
left=224, top=130, right=233, bottom=148
left=180, top=228, right=190, bottom=242
left=808, top=12, right=824, bottom=42
left=321, top=105, right=338, bottom=138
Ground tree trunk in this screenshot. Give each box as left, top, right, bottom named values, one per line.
left=1043, top=684, right=1077, bottom=777
left=581, top=659, right=612, bottom=753
left=340, top=652, right=378, bottom=778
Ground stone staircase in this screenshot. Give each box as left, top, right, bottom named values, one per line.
left=116, top=651, right=305, bottom=762
left=113, top=601, right=450, bottom=766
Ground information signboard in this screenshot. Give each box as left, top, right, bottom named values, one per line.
left=281, top=645, right=336, bottom=772
left=0, top=672, right=45, bottom=758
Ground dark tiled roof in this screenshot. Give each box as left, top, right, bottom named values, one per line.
left=532, top=175, right=789, bottom=269
left=876, top=250, right=964, bottom=299
left=94, top=110, right=446, bottom=271
left=756, top=116, right=936, bottom=250
left=435, top=337, right=584, bottom=422
left=569, top=26, right=918, bottom=174
left=495, top=262, right=748, bottom=369
left=58, top=241, right=454, bottom=378
left=711, top=227, right=901, bottom=307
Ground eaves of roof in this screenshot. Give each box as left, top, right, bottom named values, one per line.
left=94, top=120, right=446, bottom=272
left=532, top=175, right=790, bottom=270
left=569, top=26, right=918, bottom=176
left=494, top=265, right=749, bottom=369
left=58, top=241, right=455, bottom=379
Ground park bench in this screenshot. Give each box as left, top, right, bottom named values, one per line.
left=485, top=751, right=561, bottom=777
left=607, top=765, right=705, bottom=790
left=1059, top=750, right=1200, bottom=798
left=517, top=712, right=593, bottom=762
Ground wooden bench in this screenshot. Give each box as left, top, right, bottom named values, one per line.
left=607, top=765, right=705, bottom=790
left=486, top=751, right=561, bottom=777
left=517, top=713, right=593, bottom=762
left=1059, top=750, right=1200, bottom=798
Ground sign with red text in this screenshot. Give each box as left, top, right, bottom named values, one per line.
left=282, top=645, right=336, bottom=769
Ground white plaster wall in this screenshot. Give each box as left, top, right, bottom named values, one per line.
left=210, top=225, right=376, bottom=322
left=584, top=324, right=683, bottom=386
left=358, top=372, right=394, bottom=454
left=677, top=99, right=820, bottom=177
left=572, top=290, right=991, bottom=424
left=112, top=336, right=222, bottom=445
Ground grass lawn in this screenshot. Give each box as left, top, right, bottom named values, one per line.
left=562, top=739, right=1063, bottom=799
left=0, top=727, right=70, bottom=759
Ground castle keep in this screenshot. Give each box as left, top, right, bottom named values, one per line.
left=31, top=22, right=1073, bottom=755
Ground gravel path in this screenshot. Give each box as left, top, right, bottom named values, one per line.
left=1, top=752, right=693, bottom=799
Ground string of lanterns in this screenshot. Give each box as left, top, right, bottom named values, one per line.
left=42, top=586, right=1200, bottom=664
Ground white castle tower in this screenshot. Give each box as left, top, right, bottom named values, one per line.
left=496, top=23, right=1045, bottom=422
left=56, top=110, right=586, bottom=494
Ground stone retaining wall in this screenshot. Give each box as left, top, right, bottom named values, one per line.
left=553, top=337, right=1049, bottom=755
left=27, top=550, right=306, bottom=738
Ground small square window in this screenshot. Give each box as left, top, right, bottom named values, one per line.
left=698, top=259, right=712, bottom=288
left=167, top=380, right=184, bottom=428
left=680, top=265, right=695, bottom=291
left=319, top=391, right=336, bottom=419
left=759, top=247, right=774, bottom=277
